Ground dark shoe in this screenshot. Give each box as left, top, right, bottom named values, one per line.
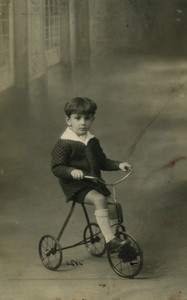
left=118, top=244, right=138, bottom=263
left=107, top=237, right=130, bottom=253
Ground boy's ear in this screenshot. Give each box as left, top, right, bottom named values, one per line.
left=65, top=115, right=71, bottom=126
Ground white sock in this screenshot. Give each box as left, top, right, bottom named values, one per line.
left=94, top=209, right=115, bottom=243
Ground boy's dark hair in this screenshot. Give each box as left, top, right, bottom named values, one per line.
left=64, top=97, right=97, bottom=117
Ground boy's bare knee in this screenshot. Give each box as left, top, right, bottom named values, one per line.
left=90, top=194, right=107, bottom=210
left=84, top=191, right=107, bottom=209
left=95, top=194, right=107, bottom=209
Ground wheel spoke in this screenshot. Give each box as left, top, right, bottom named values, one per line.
left=113, top=258, right=123, bottom=269
left=83, top=223, right=106, bottom=257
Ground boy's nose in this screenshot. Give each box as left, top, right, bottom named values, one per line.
left=80, top=117, right=86, bottom=124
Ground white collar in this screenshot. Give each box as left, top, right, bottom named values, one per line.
left=60, top=127, right=94, bottom=145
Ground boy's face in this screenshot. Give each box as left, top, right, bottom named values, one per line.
left=66, top=113, right=95, bottom=136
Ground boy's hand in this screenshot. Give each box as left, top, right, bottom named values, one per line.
left=71, top=169, right=84, bottom=180
left=119, top=162, right=132, bottom=171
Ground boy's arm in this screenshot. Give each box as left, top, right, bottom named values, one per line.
left=95, top=139, right=121, bottom=171
left=95, top=139, right=131, bottom=171
left=51, top=140, right=74, bottom=179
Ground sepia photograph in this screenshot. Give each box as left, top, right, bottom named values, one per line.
left=0, top=0, right=187, bottom=299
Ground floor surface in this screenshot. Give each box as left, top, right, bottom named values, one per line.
left=0, top=54, right=187, bottom=299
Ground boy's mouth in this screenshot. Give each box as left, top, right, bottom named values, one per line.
left=79, top=127, right=87, bottom=131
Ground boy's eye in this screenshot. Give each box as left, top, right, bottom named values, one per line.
left=74, top=115, right=92, bottom=121
left=85, top=115, right=93, bottom=120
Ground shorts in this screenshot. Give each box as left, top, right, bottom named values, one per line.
left=71, top=186, right=111, bottom=204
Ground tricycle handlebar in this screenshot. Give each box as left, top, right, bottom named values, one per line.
left=84, top=168, right=133, bottom=186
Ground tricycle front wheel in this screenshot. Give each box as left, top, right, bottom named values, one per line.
left=107, top=232, right=143, bottom=278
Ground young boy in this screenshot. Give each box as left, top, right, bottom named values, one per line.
left=51, top=97, right=131, bottom=252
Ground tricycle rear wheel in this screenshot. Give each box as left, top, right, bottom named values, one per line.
left=38, top=234, right=63, bottom=271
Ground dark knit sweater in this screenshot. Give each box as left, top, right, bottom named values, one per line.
left=51, top=137, right=121, bottom=201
